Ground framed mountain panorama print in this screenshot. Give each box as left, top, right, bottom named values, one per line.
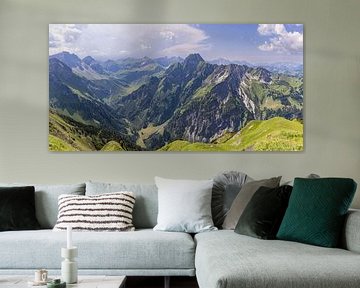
left=49, top=24, right=303, bottom=152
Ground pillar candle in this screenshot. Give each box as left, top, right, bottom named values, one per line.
left=67, top=225, right=72, bottom=249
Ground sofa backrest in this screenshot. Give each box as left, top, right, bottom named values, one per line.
left=86, top=181, right=158, bottom=229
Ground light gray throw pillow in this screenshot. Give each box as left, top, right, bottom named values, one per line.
left=153, top=177, right=217, bottom=233
left=222, top=176, right=281, bottom=230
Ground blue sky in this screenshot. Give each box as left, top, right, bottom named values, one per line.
left=49, top=24, right=303, bottom=64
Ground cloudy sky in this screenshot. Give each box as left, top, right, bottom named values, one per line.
left=49, top=24, right=303, bottom=64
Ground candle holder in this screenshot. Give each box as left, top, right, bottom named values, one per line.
left=61, top=247, right=78, bottom=284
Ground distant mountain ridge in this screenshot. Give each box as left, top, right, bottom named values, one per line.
left=209, top=58, right=303, bottom=77
left=209, top=58, right=254, bottom=67
left=50, top=51, right=183, bottom=75
left=49, top=51, right=303, bottom=151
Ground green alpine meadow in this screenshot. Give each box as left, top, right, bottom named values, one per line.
left=49, top=24, right=303, bottom=152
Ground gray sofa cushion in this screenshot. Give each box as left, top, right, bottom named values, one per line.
left=342, top=209, right=360, bottom=253
left=0, top=183, right=85, bottom=228
left=86, top=182, right=158, bottom=229
left=0, top=229, right=195, bottom=271
left=195, top=230, right=360, bottom=288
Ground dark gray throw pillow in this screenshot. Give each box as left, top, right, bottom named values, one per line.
left=212, top=171, right=250, bottom=228
left=0, top=183, right=86, bottom=228
left=0, top=186, right=41, bottom=231
left=234, top=185, right=293, bottom=239
left=223, top=176, right=281, bottom=230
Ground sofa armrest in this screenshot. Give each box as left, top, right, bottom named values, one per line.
left=342, top=209, right=360, bottom=253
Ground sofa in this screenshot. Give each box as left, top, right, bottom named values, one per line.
left=0, top=180, right=360, bottom=288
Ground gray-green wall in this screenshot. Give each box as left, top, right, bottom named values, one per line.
left=0, top=0, right=359, bottom=208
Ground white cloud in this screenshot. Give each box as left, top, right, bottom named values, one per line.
left=162, top=43, right=210, bottom=56
left=160, top=30, right=175, bottom=40
left=49, top=24, right=86, bottom=51
left=49, top=24, right=209, bottom=59
left=257, top=24, right=303, bottom=54
left=257, top=24, right=286, bottom=36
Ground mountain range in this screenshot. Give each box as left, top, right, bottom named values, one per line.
left=49, top=51, right=303, bottom=151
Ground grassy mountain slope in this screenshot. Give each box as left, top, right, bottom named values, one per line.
left=158, top=140, right=229, bottom=151
left=49, top=110, right=139, bottom=151
left=159, top=117, right=303, bottom=151
left=225, top=117, right=303, bottom=151
left=49, top=111, right=95, bottom=151
left=49, top=135, right=77, bottom=151
left=101, top=141, right=125, bottom=151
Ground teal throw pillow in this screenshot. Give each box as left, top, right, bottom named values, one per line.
left=277, top=178, right=357, bottom=247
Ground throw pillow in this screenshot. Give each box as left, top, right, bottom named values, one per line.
left=234, top=185, right=293, bottom=239
left=0, top=183, right=86, bottom=228
left=277, top=178, right=357, bottom=248
left=153, top=177, right=217, bottom=233
left=0, top=186, right=41, bottom=231
left=53, top=192, right=136, bottom=231
left=222, top=176, right=281, bottom=230
left=282, top=173, right=320, bottom=186
left=34, top=184, right=86, bottom=228
left=86, top=181, right=158, bottom=229
left=212, top=171, right=251, bottom=228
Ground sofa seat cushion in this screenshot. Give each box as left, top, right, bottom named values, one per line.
left=0, top=229, right=195, bottom=270
left=195, top=230, right=360, bottom=288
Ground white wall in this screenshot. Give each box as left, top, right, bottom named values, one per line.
left=0, top=0, right=359, bottom=207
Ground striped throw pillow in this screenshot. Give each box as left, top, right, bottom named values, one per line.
left=53, top=192, right=136, bottom=231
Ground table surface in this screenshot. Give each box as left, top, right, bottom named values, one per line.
left=0, top=275, right=126, bottom=288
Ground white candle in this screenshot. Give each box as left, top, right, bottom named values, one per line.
left=67, top=225, right=72, bottom=249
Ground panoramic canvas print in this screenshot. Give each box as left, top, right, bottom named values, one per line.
left=49, top=24, right=303, bottom=151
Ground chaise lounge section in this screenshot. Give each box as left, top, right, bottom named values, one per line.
left=195, top=215, right=360, bottom=288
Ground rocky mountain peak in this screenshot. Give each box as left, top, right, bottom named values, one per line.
left=49, top=57, right=72, bottom=75
left=49, top=51, right=82, bottom=69
left=183, top=53, right=205, bottom=68
left=252, top=67, right=271, bottom=83
left=82, top=56, right=96, bottom=65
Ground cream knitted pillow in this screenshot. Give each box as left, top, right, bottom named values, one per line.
left=53, top=192, right=135, bottom=231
